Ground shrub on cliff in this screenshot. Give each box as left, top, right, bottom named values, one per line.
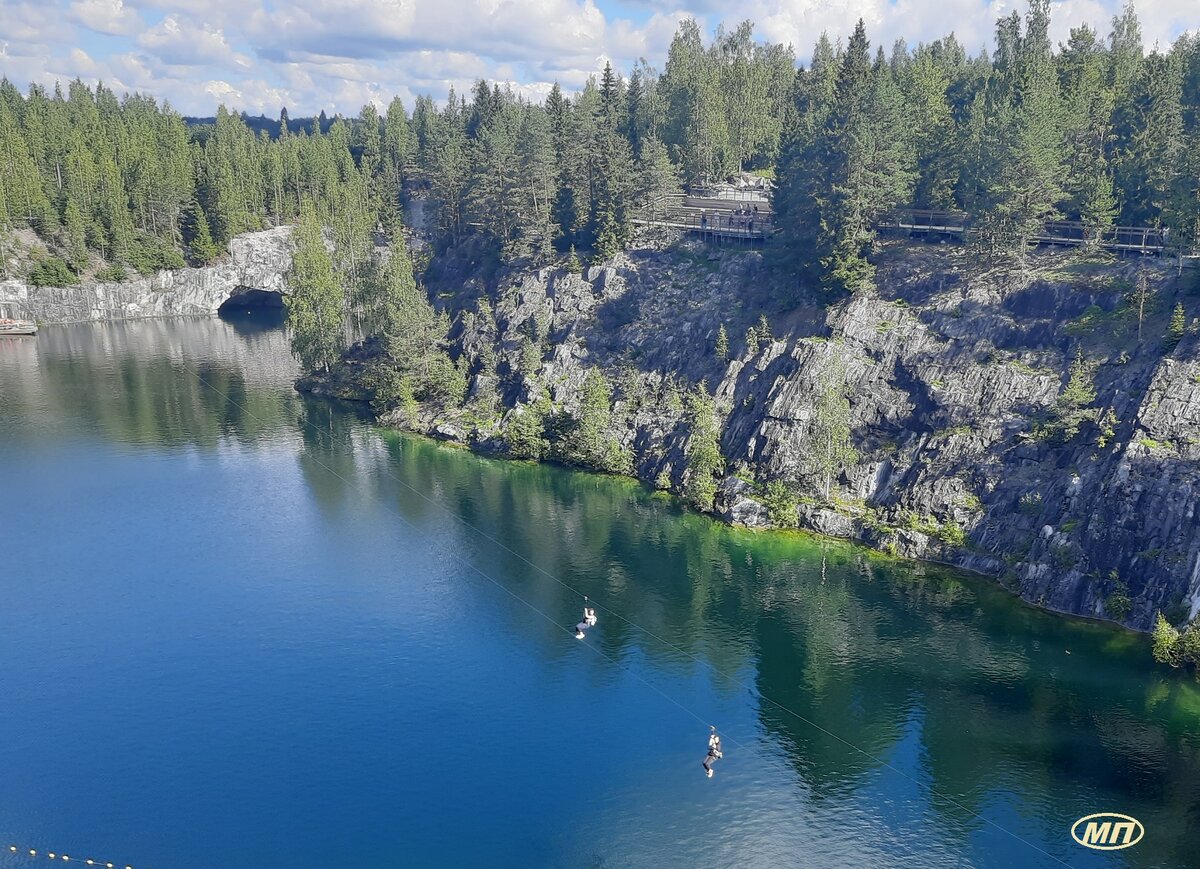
left=95, top=264, right=128, bottom=282
left=28, top=256, right=77, bottom=287
left=364, top=364, right=416, bottom=418
left=762, top=480, right=800, bottom=527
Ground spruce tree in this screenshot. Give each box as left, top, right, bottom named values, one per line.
left=286, top=201, right=345, bottom=373
left=1167, top=302, right=1186, bottom=348
left=185, top=201, right=220, bottom=264
left=821, top=20, right=878, bottom=292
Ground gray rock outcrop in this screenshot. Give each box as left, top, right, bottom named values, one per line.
left=0, top=227, right=293, bottom=323
left=344, top=238, right=1199, bottom=632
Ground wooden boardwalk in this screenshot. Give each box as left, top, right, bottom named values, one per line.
left=634, top=193, right=773, bottom=241
left=637, top=198, right=1198, bottom=265
left=877, top=208, right=1187, bottom=257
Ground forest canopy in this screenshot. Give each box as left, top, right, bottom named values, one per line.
left=0, top=1, right=1197, bottom=294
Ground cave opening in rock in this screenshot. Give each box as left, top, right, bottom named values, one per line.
left=218, top=287, right=286, bottom=314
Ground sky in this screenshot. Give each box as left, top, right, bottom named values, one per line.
left=0, top=0, right=1195, bottom=117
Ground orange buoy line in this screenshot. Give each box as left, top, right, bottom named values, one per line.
left=4, top=843, right=141, bottom=869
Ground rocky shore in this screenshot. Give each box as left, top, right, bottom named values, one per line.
left=302, top=238, right=1200, bottom=632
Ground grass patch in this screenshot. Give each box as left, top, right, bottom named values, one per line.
left=1008, top=359, right=1053, bottom=376
left=1064, top=303, right=1131, bottom=339
left=959, top=493, right=983, bottom=512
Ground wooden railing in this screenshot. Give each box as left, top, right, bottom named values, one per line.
left=638, top=199, right=1197, bottom=263
left=634, top=193, right=774, bottom=240
left=878, top=208, right=1190, bottom=256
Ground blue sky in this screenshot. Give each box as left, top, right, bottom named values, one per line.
left=0, top=0, right=1195, bottom=116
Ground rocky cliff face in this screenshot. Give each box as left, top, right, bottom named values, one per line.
left=0, top=227, right=293, bottom=323
left=313, top=237, right=1200, bottom=632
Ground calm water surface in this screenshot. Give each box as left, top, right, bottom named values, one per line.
left=0, top=317, right=1198, bottom=869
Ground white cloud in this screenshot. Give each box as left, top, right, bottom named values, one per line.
left=138, top=15, right=246, bottom=67
left=68, top=0, right=143, bottom=36
left=4, top=1, right=76, bottom=45
left=0, top=0, right=1195, bottom=116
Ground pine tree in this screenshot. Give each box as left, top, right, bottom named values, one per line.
left=718, top=22, right=773, bottom=172
left=427, top=97, right=469, bottom=246
left=286, top=201, right=345, bottom=373
left=63, top=197, right=89, bottom=273
left=184, top=201, right=220, bottom=264
left=1167, top=302, right=1186, bottom=348
left=1131, top=270, right=1154, bottom=340
left=516, top=106, right=558, bottom=261
left=662, top=19, right=731, bottom=184
left=1059, top=347, right=1096, bottom=410
left=745, top=324, right=758, bottom=354
left=756, top=313, right=772, bottom=348
left=467, top=105, right=522, bottom=258
left=715, top=324, right=729, bottom=360
left=772, top=38, right=838, bottom=283
left=505, top=401, right=549, bottom=460
left=565, top=244, right=582, bottom=274
left=904, top=48, right=958, bottom=208
left=599, top=61, right=623, bottom=128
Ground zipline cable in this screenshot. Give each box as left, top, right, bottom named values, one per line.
left=195, top=370, right=1071, bottom=867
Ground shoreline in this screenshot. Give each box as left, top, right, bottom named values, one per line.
left=313, top=384, right=1149, bottom=639
left=22, top=303, right=1155, bottom=642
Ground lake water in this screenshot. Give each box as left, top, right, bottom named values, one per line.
left=0, top=316, right=1197, bottom=868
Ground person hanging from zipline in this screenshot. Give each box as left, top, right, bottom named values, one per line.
left=702, top=726, right=723, bottom=778
left=575, top=596, right=597, bottom=638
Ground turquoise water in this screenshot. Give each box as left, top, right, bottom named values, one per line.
left=0, top=317, right=1198, bottom=868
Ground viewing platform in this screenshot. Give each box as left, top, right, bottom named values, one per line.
left=633, top=192, right=774, bottom=242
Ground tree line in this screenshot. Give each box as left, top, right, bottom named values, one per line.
left=0, top=80, right=396, bottom=286
left=773, top=1, right=1200, bottom=292
left=0, top=19, right=798, bottom=282
left=1, top=3, right=1197, bottom=298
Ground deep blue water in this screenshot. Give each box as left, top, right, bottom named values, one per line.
left=1, top=318, right=1198, bottom=869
